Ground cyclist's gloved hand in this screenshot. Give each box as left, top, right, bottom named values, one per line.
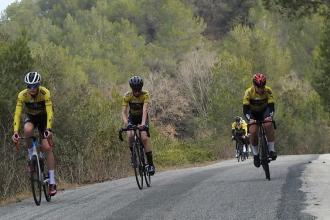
left=127, top=123, right=134, bottom=129
left=249, top=119, right=255, bottom=124
left=264, top=116, right=272, bottom=122
left=44, top=129, right=52, bottom=138
left=12, top=132, right=19, bottom=143
left=138, top=124, right=146, bottom=130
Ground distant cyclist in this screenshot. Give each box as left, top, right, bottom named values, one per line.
left=122, top=76, right=155, bottom=175
left=231, top=116, right=249, bottom=158
left=243, top=73, right=277, bottom=168
left=12, top=72, right=57, bottom=196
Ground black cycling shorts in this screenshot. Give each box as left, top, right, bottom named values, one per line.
left=128, top=115, right=150, bottom=137
left=250, top=107, right=271, bottom=121
left=24, top=114, right=47, bottom=137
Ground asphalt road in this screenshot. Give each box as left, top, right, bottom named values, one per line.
left=0, top=155, right=321, bottom=220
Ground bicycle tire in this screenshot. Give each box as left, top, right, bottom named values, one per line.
left=43, top=166, right=51, bottom=202
left=260, top=136, right=270, bottom=180
left=238, top=143, right=244, bottom=162
left=43, top=180, right=51, bottom=202
left=30, top=156, right=42, bottom=205
left=141, top=149, right=151, bottom=187
left=236, top=143, right=240, bottom=162
left=132, top=142, right=143, bottom=189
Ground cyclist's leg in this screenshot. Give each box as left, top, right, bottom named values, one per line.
left=37, top=114, right=57, bottom=195
left=23, top=115, right=35, bottom=160
left=140, top=118, right=155, bottom=174
left=263, top=108, right=276, bottom=157
left=233, top=136, right=238, bottom=157
left=249, top=112, right=261, bottom=167
left=127, top=116, right=136, bottom=152
left=141, top=131, right=155, bottom=175
left=249, top=126, right=258, bottom=156
left=243, top=136, right=249, bottom=153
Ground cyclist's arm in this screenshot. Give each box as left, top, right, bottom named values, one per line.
left=141, top=91, right=150, bottom=126
left=268, top=103, right=275, bottom=118
left=45, top=90, right=54, bottom=130
left=13, top=94, right=24, bottom=132
left=243, top=104, right=251, bottom=121
left=242, top=122, right=248, bottom=135
left=267, top=87, right=275, bottom=117
left=121, top=106, right=129, bottom=125
left=122, top=94, right=130, bottom=125
left=231, top=123, right=236, bottom=136
left=243, top=89, right=251, bottom=121
left=141, top=102, right=149, bottom=126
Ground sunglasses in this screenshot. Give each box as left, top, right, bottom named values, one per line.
left=27, top=83, right=40, bottom=89
left=255, top=85, right=265, bottom=89
left=132, top=87, right=142, bottom=92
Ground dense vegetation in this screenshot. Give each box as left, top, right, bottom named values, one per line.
left=0, top=0, right=329, bottom=200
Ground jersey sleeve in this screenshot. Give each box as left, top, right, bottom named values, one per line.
left=122, top=92, right=130, bottom=106
left=143, top=91, right=150, bottom=103
left=267, top=87, right=274, bottom=104
left=44, top=89, right=54, bottom=129
left=13, top=92, right=24, bottom=132
left=231, top=122, right=236, bottom=130
left=242, top=122, right=248, bottom=134
left=243, top=88, right=250, bottom=105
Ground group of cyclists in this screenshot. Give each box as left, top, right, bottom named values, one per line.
left=231, top=73, right=277, bottom=167
left=11, top=72, right=155, bottom=197
left=11, top=70, right=276, bottom=197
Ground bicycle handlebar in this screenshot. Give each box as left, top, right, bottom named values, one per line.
left=248, top=120, right=277, bottom=130
left=118, top=125, right=148, bottom=141
left=14, top=136, right=40, bottom=152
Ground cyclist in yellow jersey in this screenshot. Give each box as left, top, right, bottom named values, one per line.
left=243, top=73, right=276, bottom=168
left=231, top=116, right=249, bottom=157
left=122, top=76, right=155, bottom=175
left=12, top=72, right=57, bottom=196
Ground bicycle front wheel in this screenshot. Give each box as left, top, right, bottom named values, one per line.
left=260, top=136, right=270, bottom=180
left=141, top=149, right=151, bottom=187
left=43, top=172, right=51, bottom=202
left=132, top=143, right=144, bottom=189
left=30, top=156, right=42, bottom=205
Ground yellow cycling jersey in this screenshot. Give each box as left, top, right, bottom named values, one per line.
left=232, top=121, right=248, bottom=134
left=122, top=90, right=150, bottom=116
left=14, top=86, right=53, bottom=131
left=243, top=86, right=274, bottom=112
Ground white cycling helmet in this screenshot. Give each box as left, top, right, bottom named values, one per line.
left=24, top=71, right=41, bottom=85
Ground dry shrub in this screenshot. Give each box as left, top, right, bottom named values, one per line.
left=178, top=50, right=217, bottom=117
left=146, top=73, right=190, bottom=127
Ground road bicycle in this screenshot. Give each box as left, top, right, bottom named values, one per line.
left=16, top=136, right=51, bottom=205
left=234, top=136, right=246, bottom=162
left=250, top=120, right=277, bottom=181
left=119, top=125, right=151, bottom=189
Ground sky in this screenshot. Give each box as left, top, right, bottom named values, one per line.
left=0, top=0, right=18, bottom=13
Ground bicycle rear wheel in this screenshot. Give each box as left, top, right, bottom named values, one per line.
left=132, top=143, right=143, bottom=189
left=30, top=156, right=42, bottom=205
left=260, top=136, right=270, bottom=180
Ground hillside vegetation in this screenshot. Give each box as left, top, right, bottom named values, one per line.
left=0, top=0, right=329, bottom=200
